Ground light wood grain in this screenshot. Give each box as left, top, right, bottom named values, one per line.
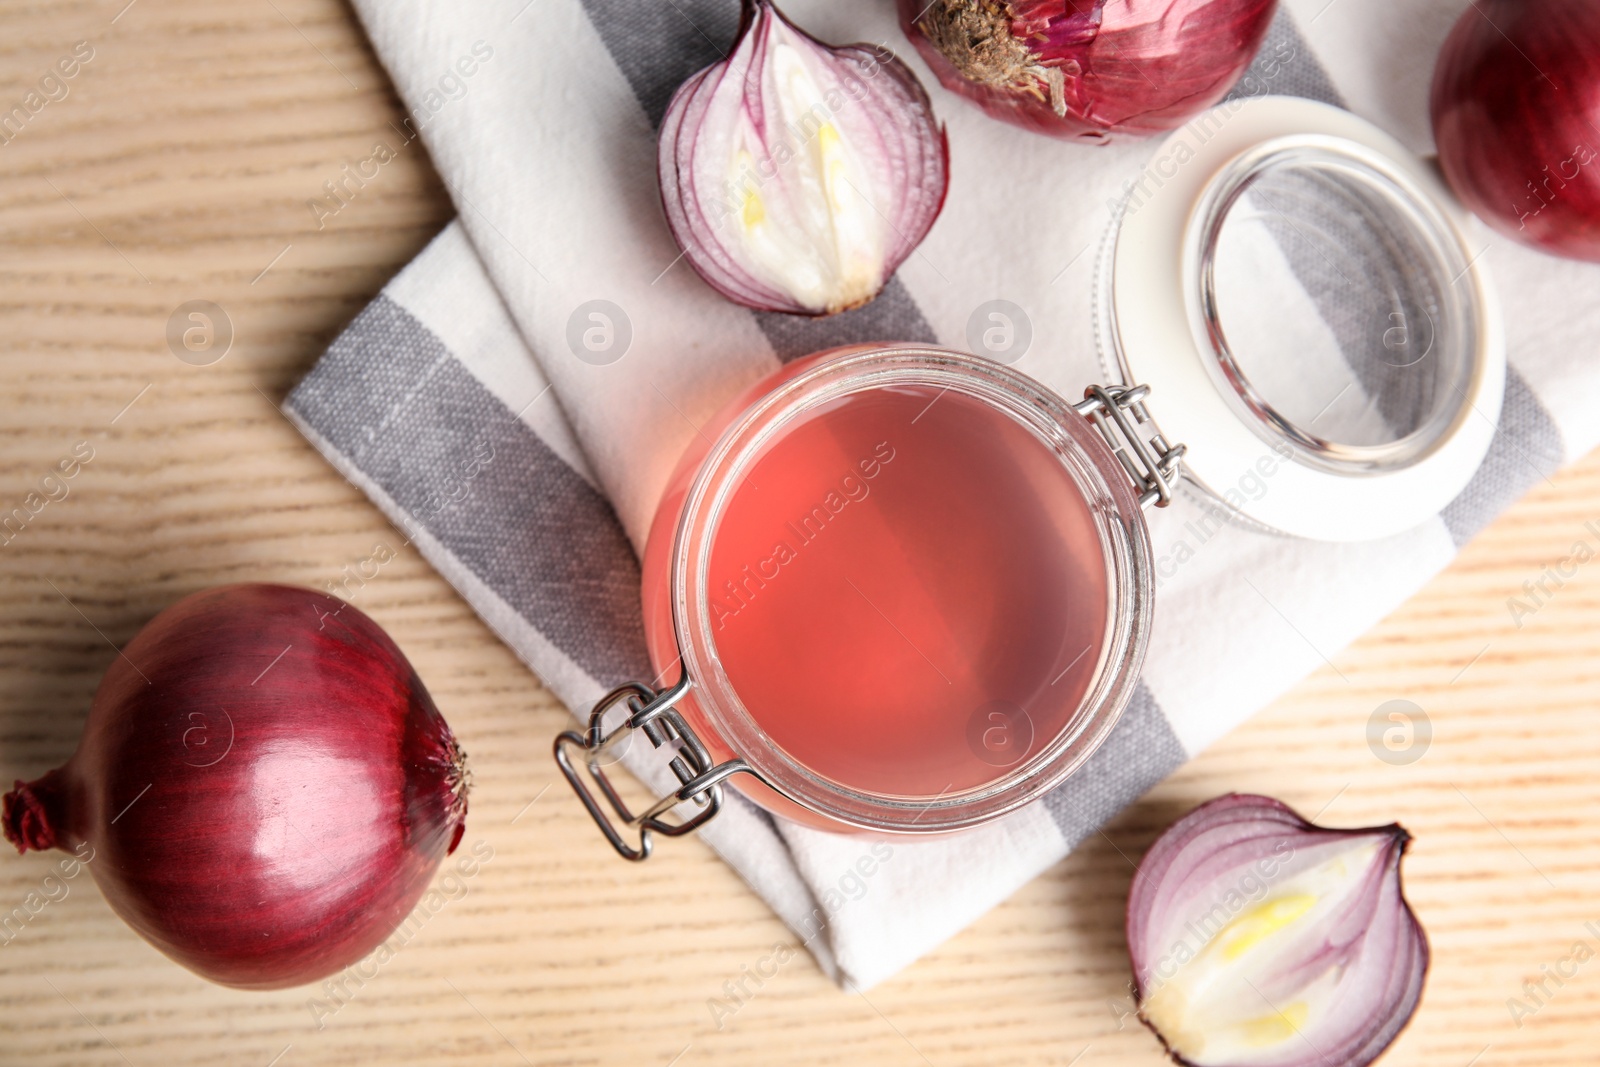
left=1, top=1, right=1597, bottom=1064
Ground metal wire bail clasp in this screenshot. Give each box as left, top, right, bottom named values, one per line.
left=1075, top=383, right=1186, bottom=508
left=554, top=675, right=754, bottom=861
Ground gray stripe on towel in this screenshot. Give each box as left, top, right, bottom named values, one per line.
left=755, top=277, right=939, bottom=360
left=287, top=295, right=651, bottom=686
left=1440, top=366, right=1565, bottom=545
left=579, top=0, right=940, bottom=355
left=1254, top=168, right=1448, bottom=440
left=1042, top=683, right=1186, bottom=847
left=1225, top=6, right=1345, bottom=109
left=579, top=0, right=741, bottom=128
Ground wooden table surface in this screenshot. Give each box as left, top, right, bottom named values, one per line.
left=1, top=2, right=1597, bottom=1065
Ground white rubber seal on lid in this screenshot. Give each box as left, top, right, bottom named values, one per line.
left=1108, top=96, right=1504, bottom=542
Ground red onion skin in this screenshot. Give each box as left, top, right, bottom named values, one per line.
left=1431, top=0, right=1600, bottom=261
left=897, top=0, right=1279, bottom=142
left=2, top=584, right=468, bottom=990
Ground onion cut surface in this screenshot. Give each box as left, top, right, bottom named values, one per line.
left=659, top=0, right=949, bottom=315
left=1126, top=794, right=1428, bottom=1067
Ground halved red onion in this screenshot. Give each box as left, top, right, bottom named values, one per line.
left=658, top=0, right=949, bottom=316
left=898, top=0, right=1279, bottom=142
left=1126, top=794, right=1428, bottom=1067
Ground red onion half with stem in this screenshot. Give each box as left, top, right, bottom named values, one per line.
left=898, top=0, right=1279, bottom=142
left=3, top=584, right=469, bottom=989
left=1126, top=794, right=1428, bottom=1067
left=659, top=0, right=949, bottom=316
left=1431, top=0, right=1600, bottom=261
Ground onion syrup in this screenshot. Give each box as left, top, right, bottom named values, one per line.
left=689, top=383, right=1110, bottom=797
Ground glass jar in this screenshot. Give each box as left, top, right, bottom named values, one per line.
left=555, top=97, right=1502, bottom=860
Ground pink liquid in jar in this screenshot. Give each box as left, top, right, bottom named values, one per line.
left=688, top=382, right=1111, bottom=798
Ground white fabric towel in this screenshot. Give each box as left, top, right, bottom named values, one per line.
left=285, top=0, right=1600, bottom=990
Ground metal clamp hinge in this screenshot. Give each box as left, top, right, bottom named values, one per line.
left=554, top=675, right=756, bottom=861
left=1075, top=384, right=1186, bottom=508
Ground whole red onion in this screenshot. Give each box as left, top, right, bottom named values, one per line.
left=897, top=0, right=1279, bottom=141
left=1431, top=0, right=1600, bottom=261
left=3, top=584, right=469, bottom=990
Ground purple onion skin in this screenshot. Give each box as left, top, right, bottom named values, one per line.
left=1431, top=0, right=1600, bottom=261
left=1127, top=794, right=1430, bottom=1067
left=2, top=585, right=468, bottom=990
left=898, top=0, right=1279, bottom=142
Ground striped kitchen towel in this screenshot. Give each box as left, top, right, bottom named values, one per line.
left=284, top=0, right=1600, bottom=990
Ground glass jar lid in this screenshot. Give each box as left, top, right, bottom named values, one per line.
left=1099, top=96, right=1505, bottom=541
